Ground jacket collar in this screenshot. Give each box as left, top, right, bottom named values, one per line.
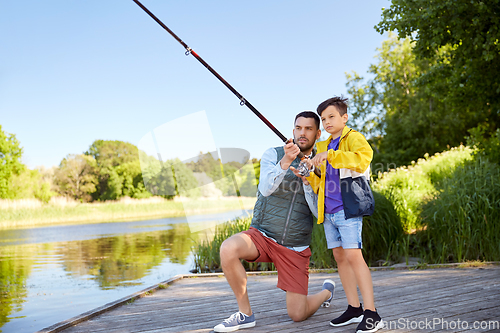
left=317, top=126, right=352, bottom=150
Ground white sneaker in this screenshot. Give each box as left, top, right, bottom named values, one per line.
left=214, top=311, right=256, bottom=332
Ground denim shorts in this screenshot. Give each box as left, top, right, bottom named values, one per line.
left=323, top=210, right=363, bottom=249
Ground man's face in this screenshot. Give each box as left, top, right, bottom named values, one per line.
left=293, top=117, right=321, bottom=153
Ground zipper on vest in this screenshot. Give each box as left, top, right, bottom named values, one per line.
left=281, top=182, right=298, bottom=244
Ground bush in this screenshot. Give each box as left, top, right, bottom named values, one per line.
left=9, top=168, right=57, bottom=203
left=467, top=126, right=500, bottom=165
left=421, top=157, right=500, bottom=263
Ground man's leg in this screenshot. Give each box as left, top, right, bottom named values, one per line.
left=285, top=289, right=331, bottom=322
left=343, top=248, right=375, bottom=311
left=332, top=247, right=361, bottom=307
left=219, top=232, right=259, bottom=316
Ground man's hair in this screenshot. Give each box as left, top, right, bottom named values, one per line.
left=317, top=96, right=349, bottom=117
left=295, top=111, right=320, bottom=130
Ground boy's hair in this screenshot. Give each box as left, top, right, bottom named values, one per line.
left=295, top=111, right=320, bottom=130
left=317, top=96, right=349, bottom=116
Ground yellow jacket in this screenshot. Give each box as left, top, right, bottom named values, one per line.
left=307, top=126, right=374, bottom=224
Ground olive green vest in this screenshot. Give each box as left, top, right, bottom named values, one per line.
left=250, top=147, right=313, bottom=247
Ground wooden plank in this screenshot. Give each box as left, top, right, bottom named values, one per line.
left=45, top=265, right=500, bottom=333
left=62, top=268, right=496, bottom=332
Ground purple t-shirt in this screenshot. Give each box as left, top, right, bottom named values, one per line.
left=324, top=136, right=343, bottom=214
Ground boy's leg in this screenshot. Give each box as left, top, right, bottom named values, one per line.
left=324, top=213, right=361, bottom=307
left=285, top=289, right=332, bottom=322
left=332, top=247, right=361, bottom=307
left=343, top=248, right=375, bottom=311
left=219, top=232, right=260, bottom=316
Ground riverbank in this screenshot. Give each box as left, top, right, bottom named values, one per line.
left=0, top=196, right=256, bottom=229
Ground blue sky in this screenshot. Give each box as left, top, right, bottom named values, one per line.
left=1, top=0, right=391, bottom=168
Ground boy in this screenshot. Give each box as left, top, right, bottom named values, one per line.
left=306, top=96, right=383, bottom=333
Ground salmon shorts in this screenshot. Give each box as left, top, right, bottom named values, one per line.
left=242, top=227, right=311, bottom=295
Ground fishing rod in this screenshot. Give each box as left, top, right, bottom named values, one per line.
left=132, top=0, right=320, bottom=178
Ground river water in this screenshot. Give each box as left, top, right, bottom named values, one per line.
left=0, top=210, right=250, bottom=333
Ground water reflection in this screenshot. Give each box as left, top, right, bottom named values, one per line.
left=0, top=245, right=31, bottom=328
left=0, top=214, right=232, bottom=333
left=58, top=224, right=192, bottom=289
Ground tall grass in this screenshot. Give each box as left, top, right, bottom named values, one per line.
left=372, top=146, right=473, bottom=232
left=421, top=157, right=500, bottom=263
left=362, top=191, right=405, bottom=265
left=193, top=216, right=275, bottom=273
left=309, top=219, right=334, bottom=269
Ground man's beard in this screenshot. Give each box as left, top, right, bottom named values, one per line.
left=296, top=137, right=314, bottom=152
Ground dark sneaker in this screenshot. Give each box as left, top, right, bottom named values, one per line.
left=321, top=279, right=336, bottom=307
left=213, top=311, right=256, bottom=332
left=356, top=309, right=384, bottom=333
left=330, top=304, right=364, bottom=326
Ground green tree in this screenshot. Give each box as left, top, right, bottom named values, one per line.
left=104, top=160, right=152, bottom=200
left=142, top=156, right=200, bottom=198
left=376, top=0, right=500, bottom=132
left=54, top=154, right=98, bottom=202
left=85, top=140, right=140, bottom=200
left=347, top=34, right=472, bottom=170
left=100, top=167, right=123, bottom=200
left=0, top=125, right=24, bottom=198
left=146, top=165, right=177, bottom=198
left=8, top=168, right=56, bottom=203
left=116, top=160, right=152, bottom=199
left=239, top=167, right=258, bottom=197
left=86, top=140, right=139, bottom=169
left=172, top=159, right=201, bottom=197
left=186, top=151, right=223, bottom=182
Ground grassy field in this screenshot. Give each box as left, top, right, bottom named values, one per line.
left=0, top=196, right=257, bottom=229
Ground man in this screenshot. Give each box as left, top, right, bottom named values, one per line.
left=214, top=111, right=335, bottom=332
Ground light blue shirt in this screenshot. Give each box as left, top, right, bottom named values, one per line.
left=256, top=147, right=319, bottom=252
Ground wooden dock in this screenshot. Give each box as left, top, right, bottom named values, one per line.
left=40, top=265, right=500, bottom=333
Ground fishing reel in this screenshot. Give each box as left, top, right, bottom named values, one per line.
left=297, top=159, right=314, bottom=177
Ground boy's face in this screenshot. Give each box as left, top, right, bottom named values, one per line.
left=320, top=105, right=348, bottom=138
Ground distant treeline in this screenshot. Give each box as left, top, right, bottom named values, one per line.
left=0, top=132, right=259, bottom=203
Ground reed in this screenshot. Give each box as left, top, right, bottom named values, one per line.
left=421, top=157, right=500, bottom=263
left=193, top=216, right=275, bottom=273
